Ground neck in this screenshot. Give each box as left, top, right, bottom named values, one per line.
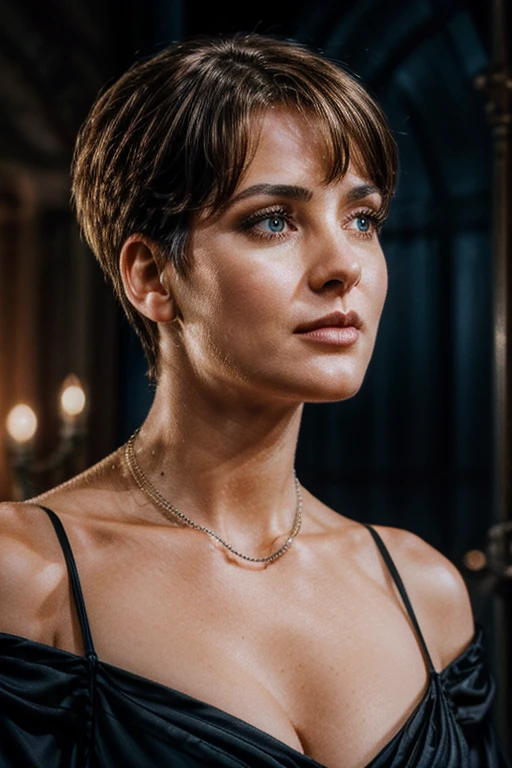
left=129, top=368, right=304, bottom=550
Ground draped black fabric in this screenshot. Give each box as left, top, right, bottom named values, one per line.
left=0, top=506, right=509, bottom=768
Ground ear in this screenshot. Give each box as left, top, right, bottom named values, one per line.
left=120, top=235, right=176, bottom=323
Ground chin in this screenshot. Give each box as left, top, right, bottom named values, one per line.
left=296, top=359, right=369, bottom=403
left=304, top=382, right=363, bottom=404
left=236, top=357, right=370, bottom=405
left=286, top=369, right=366, bottom=404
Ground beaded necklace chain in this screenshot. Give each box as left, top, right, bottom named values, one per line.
left=124, top=431, right=302, bottom=564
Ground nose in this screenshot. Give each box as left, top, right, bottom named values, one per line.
left=307, top=230, right=362, bottom=295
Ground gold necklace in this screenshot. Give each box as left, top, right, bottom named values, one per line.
left=124, top=430, right=302, bottom=564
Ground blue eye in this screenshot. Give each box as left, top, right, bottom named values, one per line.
left=355, top=216, right=371, bottom=232
left=239, top=207, right=292, bottom=239
left=264, top=216, right=286, bottom=233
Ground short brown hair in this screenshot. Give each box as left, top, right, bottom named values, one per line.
left=71, top=33, right=398, bottom=380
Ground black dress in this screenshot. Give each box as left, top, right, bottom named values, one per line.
left=0, top=506, right=509, bottom=768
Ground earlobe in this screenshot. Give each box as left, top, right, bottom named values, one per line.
left=120, top=236, right=176, bottom=323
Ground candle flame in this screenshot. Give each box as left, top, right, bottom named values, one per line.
left=6, top=404, right=38, bottom=443
left=60, top=379, right=86, bottom=417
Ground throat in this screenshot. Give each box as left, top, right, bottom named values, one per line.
left=124, top=430, right=303, bottom=566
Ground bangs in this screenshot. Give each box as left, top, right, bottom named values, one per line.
left=189, top=56, right=397, bottom=221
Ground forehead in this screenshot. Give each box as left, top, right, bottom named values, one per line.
left=241, top=108, right=330, bottom=185
left=238, top=107, right=378, bottom=194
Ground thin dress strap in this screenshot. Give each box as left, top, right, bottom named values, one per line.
left=364, top=524, right=435, bottom=674
left=37, top=505, right=96, bottom=658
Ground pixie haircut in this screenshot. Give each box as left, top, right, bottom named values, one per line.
left=71, top=33, right=398, bottom=381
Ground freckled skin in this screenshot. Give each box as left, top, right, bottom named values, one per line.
left=160, top=108, right=388, bottom=406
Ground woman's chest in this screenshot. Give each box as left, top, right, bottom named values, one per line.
left=63, top=542, right=431, bottom=768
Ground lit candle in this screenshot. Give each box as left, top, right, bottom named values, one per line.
left=60, top=375, right=86, bottom=424
left=6, top=403, right=38, bottom=445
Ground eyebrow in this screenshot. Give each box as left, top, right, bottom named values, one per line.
left=346, top=183, right=382, bottom=202
left=229, top=184, right=313, bottom=205
left=228, top=181, right=382, bottom=207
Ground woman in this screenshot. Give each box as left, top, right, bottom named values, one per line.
left=0, top=33, right=508, bottom=768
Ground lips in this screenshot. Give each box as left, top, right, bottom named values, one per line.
left=294, top=310, right=363, bottom=334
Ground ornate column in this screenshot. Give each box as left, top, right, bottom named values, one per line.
left=475, top=0, right=512, bottom=751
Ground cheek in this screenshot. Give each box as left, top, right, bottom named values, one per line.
left=215, top=260, right=294, bottom=326
left=378, top=261, right=388, bottom=309
left=178, top=262, right=288, bottom=362
left=366, top=251, right=388, bottom=318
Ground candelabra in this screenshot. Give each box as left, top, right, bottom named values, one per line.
left=5, top=374, right=87, bottom=500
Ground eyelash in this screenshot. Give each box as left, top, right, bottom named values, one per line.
left=238, top=205, right=387, bottom=241
left=344, top=208, right=387, bottom=239
left=238, top=206, right=293, bottom=241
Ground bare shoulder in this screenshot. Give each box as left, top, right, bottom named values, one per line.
left=0, top=452, right=132, bottom=646
left=0, top=499, right=63, bottom=561
left=0, top=500, right=70, bottom=644
left=370, top=524, right=475, bottom=671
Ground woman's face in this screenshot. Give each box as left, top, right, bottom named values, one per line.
left=163, top=107, right=388, bottom=405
